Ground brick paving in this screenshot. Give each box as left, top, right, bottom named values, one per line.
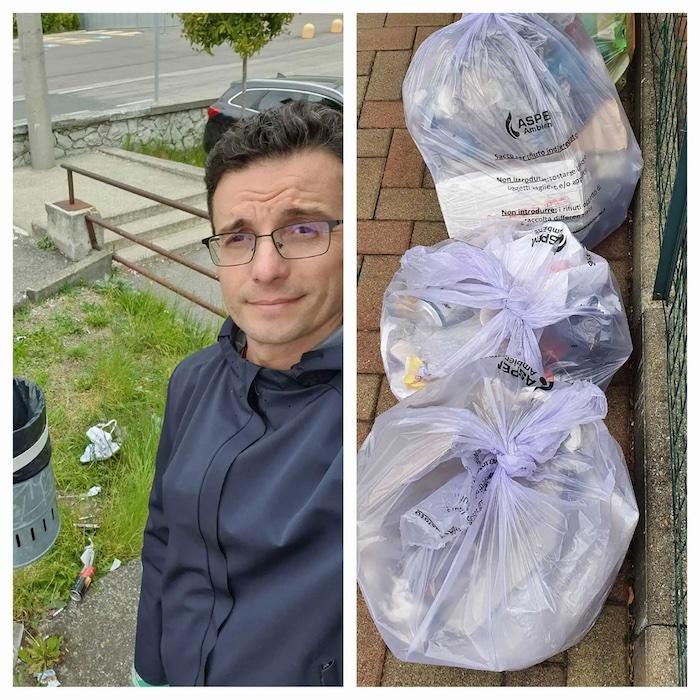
left=356, top=12, right=637, bottom=687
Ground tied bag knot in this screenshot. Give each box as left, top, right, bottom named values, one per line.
left=494, top=450, right=537, bottom=478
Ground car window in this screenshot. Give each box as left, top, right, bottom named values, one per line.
left=304, top=92, right=342, bottom=110
left=257, top=90, right=305, bottom=110
left=228, top=89, right=265, bottom=110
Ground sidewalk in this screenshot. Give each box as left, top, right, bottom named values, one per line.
left=35, top=560, right=142, bottom=686
left=357, top=13, right=636, bottom=687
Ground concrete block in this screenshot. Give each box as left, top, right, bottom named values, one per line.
left=357, top=421, right=371, bottom=450
left=359, top=101, right=406, bottom=129
left=358, top=14, right=387, bottom=28
left=632, top=624, right=678, bottom=686
left=45, top=200, right=104, bottom=262
left=381, top=651, right=502, bottom=686
left=358, top=374, right=381, bottom=421
left=358, top=221, right=412, bottom=254
left=376, top=377, right=398, bottom=416
left=25, top=250, right=113, bottom=304
left=358, top=331, right=383, bottom=373
left=505, top=664, right=565, bottom=686
left=632, top=306, right=676, bottom=635
left=411, top=221, right=448, bottom=247
left=365, top=51, right=411, bottom=101
left=358, top=129, right=392, bottom=158
left=357, top=587, right=386, bottom=686
left=567, top=605, right=630, bottom=686
left=357, top=255, right=401, bottom=330
left=357, top=158, right=385, bottom=219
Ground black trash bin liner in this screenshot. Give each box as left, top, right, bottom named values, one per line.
left=13, top=378, right=60, bottom=568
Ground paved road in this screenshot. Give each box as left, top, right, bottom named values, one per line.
left=13, top=14, right=343, bottom=122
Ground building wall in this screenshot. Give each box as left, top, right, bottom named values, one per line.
left=77, top=13, right=181, bottom=30
left=13, top=100, right=208, bottom=167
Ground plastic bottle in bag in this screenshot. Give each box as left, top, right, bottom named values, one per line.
left=402, top=13, right=642, bottom=250
left=358, top=355, right=638, bottom=671
left=381, top=222, right=632, bottom=399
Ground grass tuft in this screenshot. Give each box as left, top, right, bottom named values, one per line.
left=122, top=133, right=207, bottom=168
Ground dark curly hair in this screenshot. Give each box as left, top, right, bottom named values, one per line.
left=204, top=101, right=343, bottom=226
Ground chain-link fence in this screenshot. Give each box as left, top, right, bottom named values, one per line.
left=647, top=12, right=687, bottom=687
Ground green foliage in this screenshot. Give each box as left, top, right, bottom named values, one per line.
left=13, top=13, right=81, bottom=38
left=175, top=13, right=295, bottom=59
left=42, top=13, right=80, bottom=34
left=37, top=236, right=57, bottom=251
left=122, top=134, right=207, bottom=168
left=17, top=633, right=63, bottom=676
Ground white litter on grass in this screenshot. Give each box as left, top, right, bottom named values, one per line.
left=85, top=485, right=102, bottom=498
left=80, top=539, right=95, bottom=568
left=35, top=669, right=60, bottom=686
left=110, top=559, right=122, bottom=571
left=80, top=419, right=121, bottom=463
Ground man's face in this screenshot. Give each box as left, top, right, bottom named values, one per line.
left=211, top=148, right=343, bottom=354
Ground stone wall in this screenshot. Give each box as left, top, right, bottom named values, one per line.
left=13, top=99, right=211, bottom=167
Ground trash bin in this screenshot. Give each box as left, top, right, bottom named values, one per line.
left=13, top=378, right=60, bottom=568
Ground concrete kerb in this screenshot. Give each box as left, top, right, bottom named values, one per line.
left=22, top=250, right=113, bottom=308
left=98, top=147, right=205, bottom=181
left=629, top=15, right=679, bottom=686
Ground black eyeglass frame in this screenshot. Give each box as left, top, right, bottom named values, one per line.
left=201, top=219, right=343, bottom=267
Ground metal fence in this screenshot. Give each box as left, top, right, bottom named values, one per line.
left=648, top=13, right=687, bottom=686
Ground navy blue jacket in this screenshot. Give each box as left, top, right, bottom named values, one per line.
left=134, top=317, right=342, bottom=686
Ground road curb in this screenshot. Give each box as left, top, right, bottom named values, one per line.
left=629, top=14, right=679, bottom=687
left=98, top=147, right=204, bottom=181
left=17, top=250, right=114, bottom=309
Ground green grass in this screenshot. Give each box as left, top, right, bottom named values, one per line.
left=13, top=275, right=214, bottom=625
left=37, top=236, right=57, bottom=251
left=122, top=133, right=207, bottom=168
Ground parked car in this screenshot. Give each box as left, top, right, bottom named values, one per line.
left=203, top=75, right=343, bottom=153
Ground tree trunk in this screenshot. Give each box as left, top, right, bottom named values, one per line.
left=241, top=55, right=248, bottom=114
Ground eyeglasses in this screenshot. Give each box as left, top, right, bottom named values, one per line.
left=202, top=219, right=343, bottom=267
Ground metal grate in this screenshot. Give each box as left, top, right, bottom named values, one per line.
left=647, top=12, right=687, bottom=687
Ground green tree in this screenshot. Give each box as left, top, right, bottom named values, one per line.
left=175, top=13, right=295, bottom=111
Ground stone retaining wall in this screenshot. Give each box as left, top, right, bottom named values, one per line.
left=13, top=98, right=212, bottom=167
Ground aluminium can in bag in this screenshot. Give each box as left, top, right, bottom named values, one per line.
left=13, top=378, right=60, bottom=568
left=402, top=13, right=642, bottom=250
left=357, top=355, right=638, bottom=671
left=381, top=222, right=632, bottom=399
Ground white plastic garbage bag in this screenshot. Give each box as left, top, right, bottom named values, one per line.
left=381, top=222, right=632, bottom=399
left=357, top=355, right=638, bottom=671
left=80, top=419, right=121, bottom=463
left=402, top=13, right=642, bottom=250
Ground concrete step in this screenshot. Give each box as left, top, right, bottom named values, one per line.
left=106, top=191, right=208, bottom=228
left=102, top=207, right=208, bottom=251
left=17, top=150, right=208, bottom=236
left=31, top=191, right=208, bottom=240
left=114, top=219, right=213, bottom=265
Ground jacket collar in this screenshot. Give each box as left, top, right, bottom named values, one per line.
left=217, top=317, right=342, bottom=385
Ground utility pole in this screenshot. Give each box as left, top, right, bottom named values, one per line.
left=153, top=13, right=160, bottom=104
left=16, top=13, right=55, bottom=169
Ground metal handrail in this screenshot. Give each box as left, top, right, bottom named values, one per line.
left=112, top=253, right=226, bottom=319
left=61, top=163, right=225, bottom=318
left=61, top=163, right=210, bottom=219
left=86, top=215, right=218, bottom=281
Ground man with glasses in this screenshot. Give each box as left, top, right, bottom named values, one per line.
left=133, top=102, right=343, bottom=687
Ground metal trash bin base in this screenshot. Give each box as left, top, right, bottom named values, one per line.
left=13, top=378, right=61, bottom=569
left=13, top=466, right=61, bottom=568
